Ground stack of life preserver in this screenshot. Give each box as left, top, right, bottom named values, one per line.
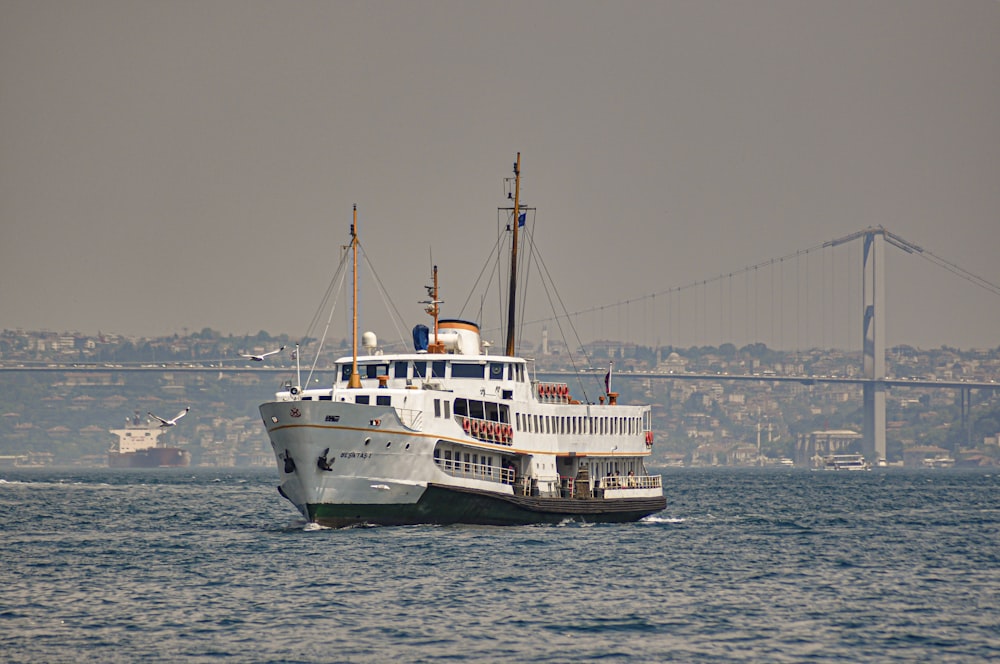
left=536, top=382, right=569, bottom=403
left=462, top=417, right=514, bottom=446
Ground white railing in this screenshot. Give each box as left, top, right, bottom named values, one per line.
left=435, top=458, right=513, bottom=485
left=397, top=408, right=423, bottom=430
left=597, top=475, right=662, bottom=490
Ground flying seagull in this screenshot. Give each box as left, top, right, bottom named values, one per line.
left=239, top=346, right=286, bottom=361
left=148, top=407, right=190, bottom=427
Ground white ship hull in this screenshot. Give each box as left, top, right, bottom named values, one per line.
left=260, top=371, right=665, bottom=527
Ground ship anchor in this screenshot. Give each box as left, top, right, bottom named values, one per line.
left=317, top=448, right=334, bottom=472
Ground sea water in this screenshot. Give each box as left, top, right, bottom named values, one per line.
left=1, top=467, right=997, bottom=663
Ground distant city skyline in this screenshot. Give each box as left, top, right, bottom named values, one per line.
left=2, top=1, right=998, bottom=349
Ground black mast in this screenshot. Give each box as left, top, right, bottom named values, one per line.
left=504, top=153, right=521, bottom=357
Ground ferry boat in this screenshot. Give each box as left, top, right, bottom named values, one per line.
left=822, top=454, right=871, bottom=471
left=922, top=455, right=955, bottom=469
left=259, top=155, right=666, bottom=527
left=108, top=411, right=191, bottom=468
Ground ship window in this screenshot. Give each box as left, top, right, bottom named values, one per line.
left=444, top=401, right=451, bottom=418
left=356, top=395, right=369, bottom=405
left=489, top=363, right=504, bottom=380
left=484, top=401, right=499, bottom=422
left=452, top=363, right=484, bottom=379
left=413, top=361, right=427, bottom=379
left=376, top=395, right=391, bottom=406
left=470, top=400, right=485, bottom=420
left=432, top=361, right=445, bottom=378
left=434, top=399, right=441, bottom=418
left=341, top=364, right=352, bottom=382
left=319, top=395, right=332, bottom=401
left=365, top=363, right=389, bottom=379
left=394, top=362, right=408, bottom=379
left=454, top=398, right=469, bottom=417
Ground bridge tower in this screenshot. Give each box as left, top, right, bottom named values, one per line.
left=862, top=229, right=887, bottom=461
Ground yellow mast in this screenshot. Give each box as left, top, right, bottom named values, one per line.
left=348, top=204, right=362, bottom=389
left=504, top=152, right=521, bottom=357
left=425, top=265, right=444, bottom=354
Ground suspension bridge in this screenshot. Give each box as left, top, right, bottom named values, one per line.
left=534, top=226, right=1000, bottom=462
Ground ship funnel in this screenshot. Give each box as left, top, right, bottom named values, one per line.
left=431, top=319, right=482, bottom=355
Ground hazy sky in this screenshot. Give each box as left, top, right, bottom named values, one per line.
left=2, top=1, right=998, bottom=351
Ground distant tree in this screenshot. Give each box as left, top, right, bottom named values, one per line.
left=684, top=391, right=706, bottom=413
left=974, top=415, right=1000, bottom=439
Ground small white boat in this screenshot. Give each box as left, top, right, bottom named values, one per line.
left=922, top=456, right=955, bottom=469
left=822, top=454, right=871, bottom=471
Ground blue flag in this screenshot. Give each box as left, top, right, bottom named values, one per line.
left=518, top=212, right=526, bottom=227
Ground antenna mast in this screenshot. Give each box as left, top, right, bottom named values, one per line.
left=505, top=153, right=521, bottom=357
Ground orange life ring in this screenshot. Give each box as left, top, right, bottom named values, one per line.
left=463, top=417, right=470, bottom=432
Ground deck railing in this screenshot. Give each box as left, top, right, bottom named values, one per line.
left=596, top=475, right=662, bottom=490
left=397, top=408, right=423, bottom=430
left=434, top=458, right=513, bottom=485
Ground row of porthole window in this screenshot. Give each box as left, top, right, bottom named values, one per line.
left=363, top=437, right=411, bottom=450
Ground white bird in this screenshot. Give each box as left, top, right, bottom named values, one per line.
left=148, top=407, right=190, bottom=427
left=239, top=346, right=286, bottom=362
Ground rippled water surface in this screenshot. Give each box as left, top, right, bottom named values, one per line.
left=1, top=467, right=997, bottom=662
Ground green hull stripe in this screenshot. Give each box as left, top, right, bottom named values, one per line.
left=307, top=483, right=665, bottom=527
